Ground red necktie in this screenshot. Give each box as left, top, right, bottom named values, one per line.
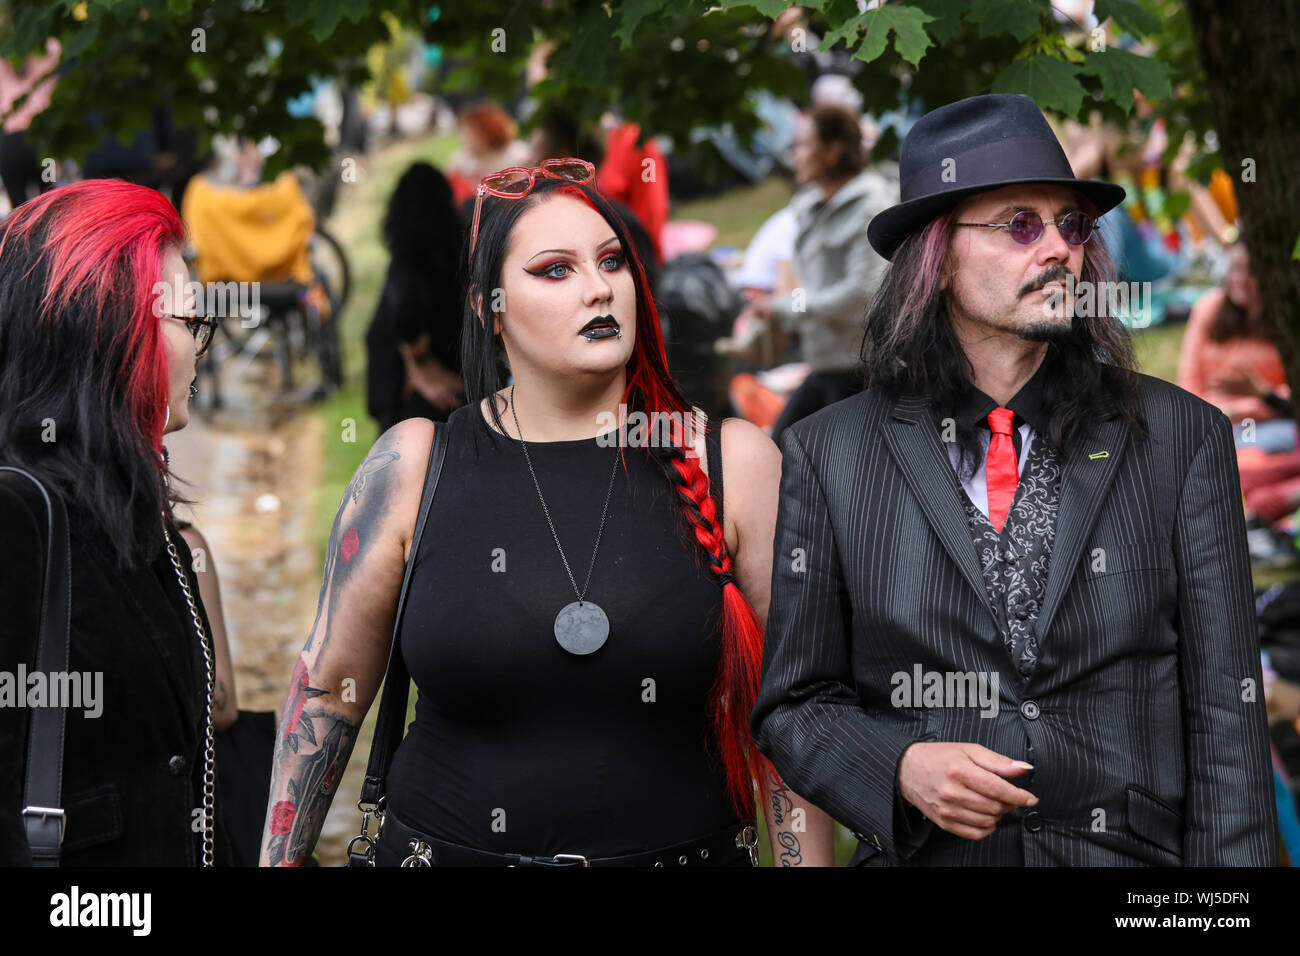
left=985, top=407, right=1019, bottom=533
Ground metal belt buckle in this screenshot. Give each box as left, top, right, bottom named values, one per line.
left=401, top=839, right=434, bottom=867
left=549, top=853, right=589, bottom=867
left=22, top=806, right=66, bottom=845
left=735, top=825, right=759, bottom=866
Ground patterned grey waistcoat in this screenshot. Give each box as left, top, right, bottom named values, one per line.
left=956, top=433, right=1063, bottom=679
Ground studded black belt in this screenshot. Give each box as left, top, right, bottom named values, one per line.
left=375, top=809, right=759, bottom=867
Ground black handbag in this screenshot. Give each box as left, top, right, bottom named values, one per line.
left=0, top=467, right=72, bottom=866
left=214, top=709, right=278, bottom=866
left=347, top=413, right=452, bottom=866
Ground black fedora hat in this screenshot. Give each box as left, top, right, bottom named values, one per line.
left=866, top=93, right=1125, bottom=260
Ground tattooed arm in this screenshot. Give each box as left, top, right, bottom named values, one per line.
left=718, top=418, right=837, bottom=866
left=761, top=768, right=837, bottom=867
left=259, top=419, right=436, bottom=866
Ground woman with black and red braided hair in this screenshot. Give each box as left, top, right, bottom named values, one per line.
left=260, top=160, right=835, bottom=867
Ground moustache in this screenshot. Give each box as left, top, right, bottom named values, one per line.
left=1020, top=265, right=1075, bottom=297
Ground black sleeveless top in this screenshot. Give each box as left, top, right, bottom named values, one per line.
left=386, top=404, right=739, bottom=856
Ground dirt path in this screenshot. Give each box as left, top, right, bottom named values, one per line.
left=163, top=130, right=458, bottom=866
left=166, top=364, right=365, bottom=865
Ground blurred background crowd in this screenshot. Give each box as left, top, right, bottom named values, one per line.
left=2, top=0, right=1297, bottom=865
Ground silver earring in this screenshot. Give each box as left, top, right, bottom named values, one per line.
left=164, top=405, right=171, bottom=429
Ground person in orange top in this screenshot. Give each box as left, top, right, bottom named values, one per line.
left=1178, top=242, right=1291, bottom=435
left=596, top=122, right=669, bottom=266
left=1180, top=243, right=1300, bottom=531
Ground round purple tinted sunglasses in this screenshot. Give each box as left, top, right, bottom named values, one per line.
left=955, top=210, right=1095, bottom=246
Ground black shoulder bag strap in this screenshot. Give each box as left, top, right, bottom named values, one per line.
left=0, top=467, right=72, bottom=866
left=348, top=415, right=452, bottom=865
left=704, top=421, right=724, bottom=527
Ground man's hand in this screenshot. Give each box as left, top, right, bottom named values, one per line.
left=898, top=742, right=1038, bottom=840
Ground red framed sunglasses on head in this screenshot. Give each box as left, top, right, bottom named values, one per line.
left=467, top=157, right=596, bottom=265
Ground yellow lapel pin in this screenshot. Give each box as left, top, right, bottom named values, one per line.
left=1088, top=450, right=1110, bottom=460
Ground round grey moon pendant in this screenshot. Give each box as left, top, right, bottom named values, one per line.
left=554, top=601, right=609, bottom=655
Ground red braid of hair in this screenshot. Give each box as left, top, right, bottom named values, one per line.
left=649, top=424, right=772, bottom=820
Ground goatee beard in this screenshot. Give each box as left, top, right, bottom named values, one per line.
left=1019, top=318, right=1074, bottom=343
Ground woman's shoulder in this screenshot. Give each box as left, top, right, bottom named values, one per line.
left=375, top=416, right=439, bottom=477
left=695, top=415, right=780, bottom=554
left=683, top=411, right=777, bottom=479
left=716, top=416, right=779, bottom=474
left=362, top=418, right=442, bottom=548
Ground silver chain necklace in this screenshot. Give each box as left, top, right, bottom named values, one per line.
left=509, top=384, right=619, bottom=655
left=161, top=516, right=216, bottom=866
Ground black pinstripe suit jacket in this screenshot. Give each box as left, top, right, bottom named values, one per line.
left=752, top=372, right=1279, bottom=866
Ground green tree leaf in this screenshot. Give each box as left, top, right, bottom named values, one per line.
left=1081, top=47, right=1172, bottom=113
left=911, top=0, right=967, bottom=44
left=614, top=0, right=663, bottom=49
left=818, top=9, right=870, bottom=51
left=992, top=54, right=1086, bottom=115
left=58, top=20, right=100, bottom=60
left=720, top=0, right=796, bottom=18
left=831, top=4, right=935, bottom=66
left=1093, top=0, right=1161, bottom=38
left=310, top=0, right=350, bottom=42
left=967, top=0, right=1049, bottom=43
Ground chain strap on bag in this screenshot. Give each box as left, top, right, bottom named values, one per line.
left=161, top=518, right=217, bottom=867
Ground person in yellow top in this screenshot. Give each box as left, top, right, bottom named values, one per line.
left=182, top=166, right=316, bottom=288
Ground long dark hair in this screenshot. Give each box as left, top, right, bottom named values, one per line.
left=0, top=180, right=186, bottom=569
left=382, top=161, right=462, bottom=269
left=809, top=104, right=867, bottom=179
left=1207, top=294, right=1254, bottom=343
left=1207, top=243, right=1262, bottom=343
left=461, top=175, right=768, bottom=817
left=861, top=203, right=1147, bottom=479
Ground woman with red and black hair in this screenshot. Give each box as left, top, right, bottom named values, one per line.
left=0, top=180, right=229, bottom=865
left=261, top=166, right=835, bottom=866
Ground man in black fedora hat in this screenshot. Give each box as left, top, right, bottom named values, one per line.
left=752, top=93, right=1278, bottom=865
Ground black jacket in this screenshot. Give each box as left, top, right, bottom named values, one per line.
left=753, top=372, right=1279, bottom=866
left=0, top=478, right=229, bottom=865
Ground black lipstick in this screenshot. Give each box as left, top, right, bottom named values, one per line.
left=579, top=314, right=620, bottom=340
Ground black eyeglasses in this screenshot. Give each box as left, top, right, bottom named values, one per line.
left=165, top=314, right=218, bottom=358
left=955, top=210, right=1095, bottom=246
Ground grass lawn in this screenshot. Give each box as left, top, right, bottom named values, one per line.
left=674, top=176, right=798, bottom=249
left=312, top=132, right=1266, bottom=866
